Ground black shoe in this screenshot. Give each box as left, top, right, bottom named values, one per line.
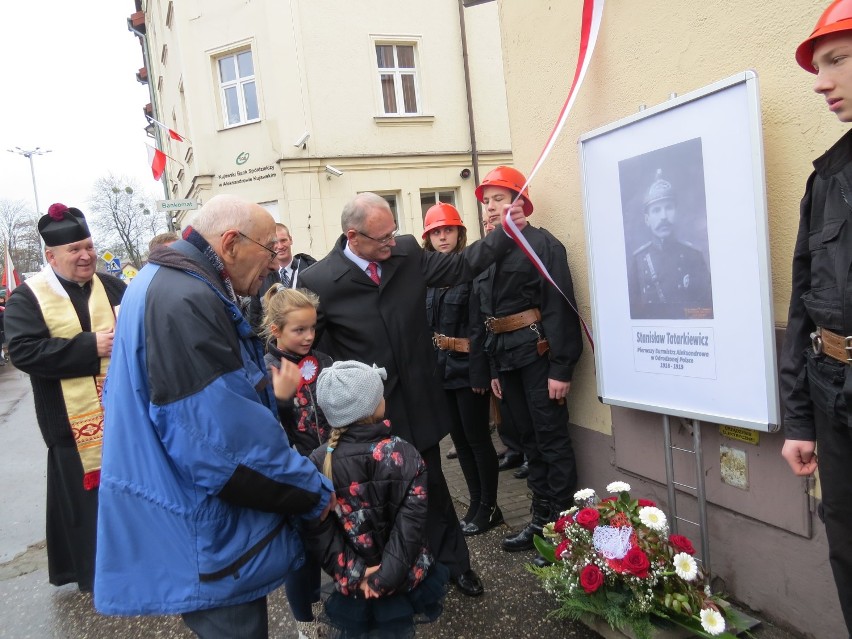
left=445, top=446, right=458, bottom=460
left=462, top=504, right=504, bottom=536
left=513, top=461, right=529, bottom=479
left=532, top=553, right=552, bottom=568
left=501, top=525, right=540, bottom=552
left=453, top=569, right=484, bottom=597
left=498, top=451, right=524, bottom=472
left=460, top=501, right=480, bottom=527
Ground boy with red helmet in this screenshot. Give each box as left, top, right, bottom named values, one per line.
left=782, top=1, right=852, bottom=633
left=473, top=166, right=583, bottom=565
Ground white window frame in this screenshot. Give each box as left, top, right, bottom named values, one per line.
left=215, top=48, right=261, bottom=128
left=419, top=189, right=456, bottom=220
left=372, top=38, right=422, bottom=116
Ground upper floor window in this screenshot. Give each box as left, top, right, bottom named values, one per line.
left=420, top=189, right=456, bottom=220
left=375, top=43, right=420, bottom=115
left=217, top=50, right=259, bottom=127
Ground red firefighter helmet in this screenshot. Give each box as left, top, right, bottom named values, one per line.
left=475, top=166, right=534, bottom=216
left=422, top=203, right=465, bottom=239
left=796, top=0, right=852, bottom=72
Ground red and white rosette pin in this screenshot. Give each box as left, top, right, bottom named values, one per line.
left=298, top=356, right=319, bottom=388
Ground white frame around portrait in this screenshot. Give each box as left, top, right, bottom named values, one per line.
left=579, top=71, right=778, bottom=432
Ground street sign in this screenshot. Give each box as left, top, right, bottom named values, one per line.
left=106, top=258, right=121, bottom=273
left=155, top=199, right=200, bottom=212
left=101, top=251, right=114, bottom=263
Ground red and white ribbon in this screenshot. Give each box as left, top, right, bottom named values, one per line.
left=502, top=0, right=604, bottom=349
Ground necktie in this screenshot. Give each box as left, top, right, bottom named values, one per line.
left=366, top=262, right=381, bottom=285
left=280, top=268, right=291, bottom=288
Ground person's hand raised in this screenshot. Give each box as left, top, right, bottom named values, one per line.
left=269, top=358, right=301, bottom=401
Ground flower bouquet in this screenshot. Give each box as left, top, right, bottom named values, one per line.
left=532, top=481, right=744, bottom=639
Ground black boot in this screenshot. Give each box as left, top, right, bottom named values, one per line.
left=532, top=501, right=570, bottom=566
left=462, top=504, right=504, bottom=536
left=502, top=497, right=551, bottom=552
left=460, top=500, right=480, bottom=527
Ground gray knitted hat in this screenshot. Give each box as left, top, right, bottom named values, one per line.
left=316, top=360, right=387, bottom=428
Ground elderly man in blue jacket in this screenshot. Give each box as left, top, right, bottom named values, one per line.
left=95, top=194, right=334, bottom=638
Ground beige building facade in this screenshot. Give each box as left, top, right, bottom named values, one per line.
left=493, top=1, right=847, bottom=637
left=131, top=0, right=512, bottom=255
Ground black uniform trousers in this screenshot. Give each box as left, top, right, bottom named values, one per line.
left=420, top=444, right=471, bottom=578
left=445, top=387, right=499, bottom=508
left=498, top=355, right=577, bottom=508
left=809, top=352, right=852, bottom=636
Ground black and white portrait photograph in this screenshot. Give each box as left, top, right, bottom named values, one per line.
left=620, top=138, right=714, bottom=320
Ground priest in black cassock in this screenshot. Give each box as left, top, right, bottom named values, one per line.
left=5, top=203, right=125, bottom=592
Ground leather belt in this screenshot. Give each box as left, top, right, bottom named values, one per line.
left=811, top=327, right=852, bottom=364
left=485, top=308, right=542, bottom=334
left=433, top=333, right=470, bottom=353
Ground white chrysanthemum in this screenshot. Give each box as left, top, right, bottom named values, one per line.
left=574, top=488, right=596, bottom=501
left=606, top=481, right=631, bottom=493
left=699, top=608, right=725, bottom=635
left=638, top=506, right=667, bottom=530
left=673, top=552, right=698, bottom=581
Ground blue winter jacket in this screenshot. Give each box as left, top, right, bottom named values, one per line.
left=94, top=240, right=333, bottom=615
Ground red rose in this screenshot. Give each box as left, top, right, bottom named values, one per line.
left=579, top=564, right=605, bottom=593
left=555, top=539, right=571, bottom=560
left=623, top=547, right=650, bottom=578
left=601, top=496, right=617, bottom=503
left=638, top=499, right=656, bottom=507
left=575, top=508, right=600, bottom=530
left=669, top=534, right=696, bottom=555
left=554, top=514, right=574, bottom=534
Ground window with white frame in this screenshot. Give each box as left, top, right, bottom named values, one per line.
left=420, top=189, right=456, bottom=220
left=375, top=43, right=420, bottom=115
left=217, top=50, right=260, bottom=127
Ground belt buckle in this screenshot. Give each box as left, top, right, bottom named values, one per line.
left=845, top=335, right=852, bottom=363
left=811, top=329, right=823, bottom=355
left=485, top=317, right=496, bottom=332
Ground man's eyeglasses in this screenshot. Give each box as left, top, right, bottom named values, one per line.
left=236, top=231, right=277, bottom=261
left=357, top=228, right=400, bottom=246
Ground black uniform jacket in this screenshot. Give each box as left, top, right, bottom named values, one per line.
left=473, top=224, right=582, bottom=381
left=781, top=129, right=852, bottom=441
left=299, top=231, right=513, bottom=451
left=425, top=281, right=490, bottom=390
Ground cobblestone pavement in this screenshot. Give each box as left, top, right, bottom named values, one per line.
left=0, top=369, right=805, bottom=637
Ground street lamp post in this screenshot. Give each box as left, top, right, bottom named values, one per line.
left=7, top=146, right=51, bottom=264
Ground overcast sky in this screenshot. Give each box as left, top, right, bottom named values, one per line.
left=0, top=2, right=159, bottom=216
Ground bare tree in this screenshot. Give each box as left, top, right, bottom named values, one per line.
left=0, top=199, right=43, bottom=274
left=89, top=174, right=166, bottom=268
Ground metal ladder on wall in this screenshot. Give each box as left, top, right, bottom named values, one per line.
left=662, top=415, right=711, bottom=584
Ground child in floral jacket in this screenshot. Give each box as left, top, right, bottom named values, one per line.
left=306, top=360, right=448, bottom=639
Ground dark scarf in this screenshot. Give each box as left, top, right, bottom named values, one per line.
left=182, top=226, right=237, bottom=303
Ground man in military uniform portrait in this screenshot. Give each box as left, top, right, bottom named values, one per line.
left=627, top=169, right=713, bottom=319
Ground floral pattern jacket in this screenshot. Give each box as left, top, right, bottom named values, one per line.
left=305, top=421, right=432, bottom=597
left=265, top=344, right=333, bottom=456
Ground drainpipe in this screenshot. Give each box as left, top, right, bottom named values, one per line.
left=128, top=15, right=172, bottom=228
left=457, top=0, right=482, bottom=224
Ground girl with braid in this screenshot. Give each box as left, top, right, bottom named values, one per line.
left=304, top=360, right=448, bottom=639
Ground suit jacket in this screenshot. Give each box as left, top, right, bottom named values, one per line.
left=247, top=253, right=316, bottom=332
left=299, top=231, right=512, bottom=451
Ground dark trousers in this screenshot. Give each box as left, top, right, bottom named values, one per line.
left=284, top=553, right=321, bottom=622
left=445, top=387, right=499, bottom=507
left=815, top=402, right=852, bottom=636
left=420, top=444, right=471, bottom=578
left=498, top=356, right=577, bottom=508
left=181, top=597, right=268, bottom=639
left=496, top=396, right=524, bottom=454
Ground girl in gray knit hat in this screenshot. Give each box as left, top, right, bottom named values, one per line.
left=304, top=360, right=449, bottom=639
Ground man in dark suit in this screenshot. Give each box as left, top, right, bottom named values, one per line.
left=247, top=223, right=316, bottom=333
left=299, top=192, right=527, bottom=597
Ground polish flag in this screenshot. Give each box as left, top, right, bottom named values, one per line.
left=147, top=116, right=189, bottom=143
left=146, top=144, right=167, bottom=181
left=3, top=244, right=19, bottom=294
